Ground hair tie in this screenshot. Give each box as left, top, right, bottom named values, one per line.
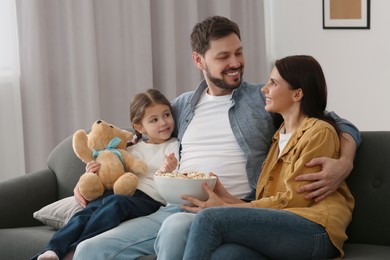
left=131, top=134, right=139, bottom=144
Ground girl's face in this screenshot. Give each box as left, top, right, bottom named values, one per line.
left=261, top=67, right=301, bottom=115
left=134, top=104, right=174, bottom=144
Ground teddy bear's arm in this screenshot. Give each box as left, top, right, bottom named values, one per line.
left=72, top=129, right=94, bottom=164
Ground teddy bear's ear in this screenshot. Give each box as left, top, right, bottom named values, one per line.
left=123, top=129, right=134, bottom=140
left=72, top=129, right=94, bottom=164
left=117, top=129, right=134, bottom=148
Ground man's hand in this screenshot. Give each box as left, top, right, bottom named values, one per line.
left=296, top=157, right=352, bottom=202
left=296, top=133, right=356, bottom=202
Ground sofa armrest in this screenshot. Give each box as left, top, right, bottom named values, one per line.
left=0, top=169, right=58, bottom=228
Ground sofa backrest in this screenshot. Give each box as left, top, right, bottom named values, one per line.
left=47, top=134, right=85, bottom=199
left=46, top=130, right=390, bottom=246
left=345, top=131, right=390, bottom=246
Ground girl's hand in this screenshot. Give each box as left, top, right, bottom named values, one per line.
left=73, top=182, right=87, bottom=208
left=159, top=153, right=178, bottom=173
left=86, top=160, right=101, bottom=174
left=74, top=161, right=101, bottom=208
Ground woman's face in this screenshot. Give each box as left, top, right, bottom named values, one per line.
left=261, top=67, right=300, bottom=115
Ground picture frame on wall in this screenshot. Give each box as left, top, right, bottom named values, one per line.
left=323, top=0, right=370, bottom=29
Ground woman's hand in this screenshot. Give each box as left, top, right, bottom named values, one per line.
left=210, top=173, right=242, bottom=204
left=180, top=182, right=226, bottom=213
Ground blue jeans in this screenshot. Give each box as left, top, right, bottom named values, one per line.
left=32, top=190, right=162, bottom=260
left=155, top=212, right=195, bottom=260
left=73, top=204, right=182, bottom=260
left=155, top=212, right=264, bottom=260
left=182, top=207, right=339, bottom=260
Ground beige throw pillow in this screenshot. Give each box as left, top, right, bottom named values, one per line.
left=33, top=196, right=83, bottom=229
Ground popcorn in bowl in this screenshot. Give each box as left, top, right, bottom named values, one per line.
left=154, top=171, right=217, bottom=205
left=155, top=171, right=213, bottom=179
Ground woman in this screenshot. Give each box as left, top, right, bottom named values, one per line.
left=180, top=55, right=354, bottom=259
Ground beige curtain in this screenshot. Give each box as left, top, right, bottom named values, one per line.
left=14, top=0, right=267, bottom=174
left=0, top=0, right=25, bottom=180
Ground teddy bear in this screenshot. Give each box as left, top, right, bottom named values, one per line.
left=72, top=119, right=148, bottom=201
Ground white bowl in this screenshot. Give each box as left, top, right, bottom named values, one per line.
left=154, top=174, right=217, bottom=205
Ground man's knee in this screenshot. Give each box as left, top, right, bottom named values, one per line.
left=168, top=212, right=195, bottom=227
left=155, top=213, right=195, bottom=259
left=73, top=239, right=93, bottom=259
left=160, top=212, right=195, bottom=234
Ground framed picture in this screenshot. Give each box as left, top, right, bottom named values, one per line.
left=323, top=0, right=370, bottom=29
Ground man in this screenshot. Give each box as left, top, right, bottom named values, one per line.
left=73, top=16, right=360, bottom=260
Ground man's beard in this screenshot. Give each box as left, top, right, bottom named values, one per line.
left=205, top=65, right=244, bottom=90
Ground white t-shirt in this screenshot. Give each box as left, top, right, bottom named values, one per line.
left=179, top=90, right=250, bottom=198
left=128, top=137, right=179, bottom=204
left=278, top=132, right=292, bottom=158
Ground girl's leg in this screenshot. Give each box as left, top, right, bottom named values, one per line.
left=32, top=194, right=107, bottom=260
left=183, top=207, right=339, bottom=260
left=72, top=190, right=162, bottom=246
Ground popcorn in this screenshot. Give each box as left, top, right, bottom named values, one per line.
left=155, top=171, right=212, bottom=179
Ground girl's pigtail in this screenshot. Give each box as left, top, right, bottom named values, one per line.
left=127, top=131, right=143, bottom=147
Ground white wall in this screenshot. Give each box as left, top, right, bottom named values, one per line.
left=265, top=0, right=390, bottom=131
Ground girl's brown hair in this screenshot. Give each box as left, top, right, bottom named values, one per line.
left=128, top=89, right=172, bottom=145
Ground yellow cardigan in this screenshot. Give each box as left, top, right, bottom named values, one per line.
left=251, top=118, right=354, bottom=257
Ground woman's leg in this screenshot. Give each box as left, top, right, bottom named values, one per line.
left=183, top=207, right=339, bottom=260
left=211, top=243, right=268, bottom=260
left=154, top=212, right=195, bottom=260
left=73, top=204, right=181, bottom=260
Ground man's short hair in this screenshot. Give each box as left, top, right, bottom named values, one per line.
left=190, top=16, right=241, bottom=56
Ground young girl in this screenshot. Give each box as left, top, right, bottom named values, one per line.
left=35, top=89, right=179, bottom=260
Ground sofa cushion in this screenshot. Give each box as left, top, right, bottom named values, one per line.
left=344, top=243, right=390, bottom=259
left=345, top=131, right=390, bottom=246
left=0, top=169, right=57, bottom=228
left=0, top=225, right=56, bottom=260
left=33, top=196, right=83, bottom=229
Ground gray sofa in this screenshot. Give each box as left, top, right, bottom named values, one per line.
left=1, top=132, right=389, bottom=260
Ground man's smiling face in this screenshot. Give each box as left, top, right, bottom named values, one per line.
left=199, top=33, right=245, bottom=95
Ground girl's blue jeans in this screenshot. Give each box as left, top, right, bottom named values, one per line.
left=32, top=190, right=162, bottom=259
